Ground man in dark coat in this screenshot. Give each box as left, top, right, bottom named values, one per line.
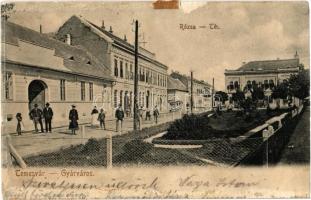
left=29, top=103, right=44, bottom=133
left=115, top=104, right=124, bottom=133
left=69, top=105, right=79, bottom=135
left=153, top=105, right=160, bottom=124
left=43, top=102, right=53, bottom=132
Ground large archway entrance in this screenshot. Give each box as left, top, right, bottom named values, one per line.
left=28, top=80, right=48, bottom=110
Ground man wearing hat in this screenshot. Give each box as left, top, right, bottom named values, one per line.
left=29, top=103, right=44, bottom=133
left=43, top=102, right=54, bottom=133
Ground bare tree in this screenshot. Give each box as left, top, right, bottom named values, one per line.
left=1, top=3, right=15, bottom=20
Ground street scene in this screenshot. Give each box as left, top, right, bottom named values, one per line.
left=1, top=2, right=309, bottom=169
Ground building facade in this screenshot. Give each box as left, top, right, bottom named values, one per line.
left=55, top=15, right=168, bottom=114
left=2, top=21, right=114, bottom=133
left=224, top=53, right=302, bottom=102
left=167, top=76, right=189, bottom=112
left=170, top=71, right=212, bottom=111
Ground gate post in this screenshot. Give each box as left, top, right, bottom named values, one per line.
left=106, top=132, right=112, bottom=169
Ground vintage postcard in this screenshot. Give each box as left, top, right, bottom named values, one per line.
left=1, top=1, right=310, bottom=199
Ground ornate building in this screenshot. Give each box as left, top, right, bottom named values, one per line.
left=55, top=15, right=168, bottom=113
left=2, top=20, right=114, bottom=133
left=224, top=53, right=302, bottom=102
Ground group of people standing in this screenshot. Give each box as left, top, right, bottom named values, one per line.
left=139, top=105, right=160, bottom=124
left=16, top=103, right=160, bottom=135
left=69, top=105, right=107, bottom=135
left=16, top=103, right=54, bottom=135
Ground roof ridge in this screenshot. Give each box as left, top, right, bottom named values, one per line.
left=3, top=20, right=114, bottom=80
left=247, top=58, right=298, bottom=64
left=5, top=20, right=96, bottom=54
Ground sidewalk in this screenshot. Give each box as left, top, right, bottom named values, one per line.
left=2, top=111, right=182, bottom=166
left=278, top=106, right=310, bottom=164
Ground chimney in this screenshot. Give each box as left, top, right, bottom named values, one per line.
left=124, top=34, right=127, bottom=42
left=66, top=34, right=71, bottom=45
left=101, top=20, right=105, bottom=29
left=109, top=26, right=113, bottom=33
left=294, top=50, right=299, bottom=59
left=39, top=25, right=42, bottom=33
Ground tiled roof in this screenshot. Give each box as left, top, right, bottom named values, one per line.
left=167, top=76, right=188, bottom=91
left=170, top=71, right=211, bottom=88
left=2, top=20, right=114, bottom=81
left=238, top=58, right=299, bottom=71
left=71, top=15, right=168, bottom=69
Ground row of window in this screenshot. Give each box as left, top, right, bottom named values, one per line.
left=113, top=58, right=167, bottom=87
left=60, top=80, right=94, bottom=101
left=228, top=80, right=275, bottom=90
left=113, top=89, right=166, bottom=109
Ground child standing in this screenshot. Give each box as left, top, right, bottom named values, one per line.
left=16, top=113, right=23, bottom=135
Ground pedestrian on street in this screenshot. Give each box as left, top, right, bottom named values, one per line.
left=139, top=106, right=144, bottom=120
left=69, top=105, right=79, bottom=135
left=29, top=103, right=44, bottom=133
left=115, top=104, right=124, bottom=134
left=145, top=107, right=151, bottom=121
left=153, top=105, right=160, bottom=124
left=43, top=102, right=53, bottom=133
left=16, top=113, right=23, bottom=135
left=91, top=106, right=99, bottom=128
left=125, top=107, right=131, bottom=118
left=98, top=108, right=106, bottom=130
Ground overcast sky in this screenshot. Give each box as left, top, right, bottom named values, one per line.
left=8, top=1, right=309, bottom=90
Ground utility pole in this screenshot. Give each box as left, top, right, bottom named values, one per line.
left=133, top=20, right=140, bottom=131
left=212, top=78, right=214, bottom=109
left=190, top=71, right=193, bottom=114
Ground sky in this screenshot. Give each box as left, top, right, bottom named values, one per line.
left=7, top=1, right=309, bottom=90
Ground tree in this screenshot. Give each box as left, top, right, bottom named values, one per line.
left=251, top=84, right=265, bottom=101
left=272, top=82, right=289, bottom=100
left=288, top=71, right=309, bottom=99
left=215, top=91, right=228, bottom=103
left=232, top=89, right=245, bottom=108
left=1, top=3, right=15, bottom=20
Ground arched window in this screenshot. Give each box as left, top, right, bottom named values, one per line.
left=269, top=79, right=274, bottom=88
left=264, top=80, right=269, bottom=89
left=252, top=80, right=256, bottom=85
left=114, top=59, right=118, bottom=77
left=234, top=81, right=239, bottom=89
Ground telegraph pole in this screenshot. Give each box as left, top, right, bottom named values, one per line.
left=133, top=20, right=139, bottom=131
left=190, top=71, right=193, bottom=114
left=212, top=78, right=214, bottom=109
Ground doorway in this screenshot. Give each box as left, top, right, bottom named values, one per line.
left=28, top=80, right=47, bottom=110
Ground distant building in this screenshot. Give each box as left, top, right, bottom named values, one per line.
left=167, top=76, right=188, bottom=111
left=224, top=53, right=302, bottom=102
left=2, top=20, right=114, bottom=133
left=55, top=15, right=168, bottom=112
left=170, top=71, right=211, bottom=111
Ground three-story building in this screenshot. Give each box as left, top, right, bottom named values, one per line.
left=55, top=15, right=168, bottom=113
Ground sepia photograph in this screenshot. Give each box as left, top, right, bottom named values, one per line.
left=1, top=1, right=310, bottom=199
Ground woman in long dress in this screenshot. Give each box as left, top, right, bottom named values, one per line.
left=91, top=106, right=99, bottom=127
left=69, top=105, right=79, bottom=135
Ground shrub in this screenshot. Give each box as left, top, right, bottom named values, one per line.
left=81, top=138, right=101, bottom=154
left=115, top=139, right=153, bottom=162
left=164, top=113, right=211, bottom=140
